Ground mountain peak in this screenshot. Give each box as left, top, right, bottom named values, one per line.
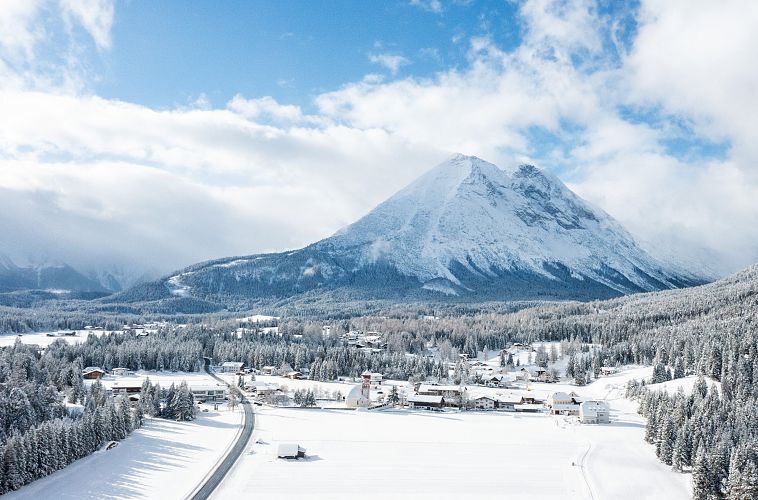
left=153, top=155, right=704, bottom=307
left=414, top=154, right=505, bottom=193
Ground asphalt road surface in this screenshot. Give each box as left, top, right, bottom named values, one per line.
left=189, top=358, right=254, bottom=500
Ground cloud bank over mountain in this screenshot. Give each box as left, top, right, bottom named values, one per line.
left=1, top=0, right=757, bottom=279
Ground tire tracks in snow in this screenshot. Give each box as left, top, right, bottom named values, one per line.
left=577, top=440, right=597, bottom=500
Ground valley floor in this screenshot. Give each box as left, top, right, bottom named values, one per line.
left=213, top=367, right=692, bottom=500
left=4, top=404, right=243, bottom=500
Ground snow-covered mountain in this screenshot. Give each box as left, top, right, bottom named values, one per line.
left=0, top=253, right=155, bottom=295
left=0, top=254, right=108, bottom=294
left=127, top=154, right=705, bottom=305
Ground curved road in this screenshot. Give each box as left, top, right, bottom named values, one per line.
left=189, top=358, right=254, bottom=500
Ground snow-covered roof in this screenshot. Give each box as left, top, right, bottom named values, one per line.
left=418, top=384, right=462, bottom=393
left=496, top=395, right=523, bottom=404
left=189, top=385, right=228, bottom=392
left=109, top=382, right=143, bottom=389
left=82, top=366, right=104, bottom=374
left=277, top=443, right=305, bottom=457
left=222, top=361, right=244, bottom=368
left=248, top=381, right=277, bottom=388
left=549, top=391, right=581, bottom=403
left=408, top=394, right=444, bottom=404
left=251, top=384, right=279, bottom=393
left=514, top=403, right=544, bottom=411
left=580, top=400, right=609, bottom=415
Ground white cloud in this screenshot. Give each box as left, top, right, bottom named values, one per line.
left=0, top=0, right=44, bottom=62
left=520, top=0, right=602, bottom=59
left=0, top=0, right=115, bottom=92
left=418, top=47, right=441, bottom=61
left=227, top=95, right=308, bottom=124
left=409, top=0, right=443, bottom=14
left=59, top=0, right=115, bottom=51
left=1, top=0, right=757, bottom=280
left=0, top=89, right=443, bottom=272
left=314, top=0, right=758, bottom=274
left=624, top=0, right=758, bottom=167
left=369, top=53, right=411, bottom=75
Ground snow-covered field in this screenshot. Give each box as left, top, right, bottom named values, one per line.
left=5, top=403, right=243, bottom=500
left=0, top=329, right=110, bottom=348
left=214, top=366, right=691, bottom=500
left=647, top=374, right=721, bottom=395
left=103, top=370, right=228, bottom=388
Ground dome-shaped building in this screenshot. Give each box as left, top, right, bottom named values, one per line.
left=344, top=384, right=370, bottom=408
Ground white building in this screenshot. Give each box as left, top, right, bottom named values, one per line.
left=417, top=384, right=465, bottom=407
left=190, top=384, right=227, bottom=402
left=111, top=367, right=131, bottom=376
left=600, top=366, right=619, bottom=376
left=548, top=391, right=582, bottom=415
left=518, top=366, right=549, bottom=382
left=221, top=361, right=244, bottom=373
left=473, top=396, right=497, bottom=410
left=361, top=371, right=383, bottom=387
left=580, top=401, right=610, bottom=424
left=246, top=381, right=280, bottom=395
left=345, top=384, right=370, bottom=408
left=495, top=395, right=523, bottom=411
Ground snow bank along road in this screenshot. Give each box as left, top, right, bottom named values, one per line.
left=188, top=358, right=255, bottom=500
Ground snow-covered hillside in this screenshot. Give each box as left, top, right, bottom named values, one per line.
left=0, top=254, right=108, bottom=294
left=133, top=154, right=703, bottom=306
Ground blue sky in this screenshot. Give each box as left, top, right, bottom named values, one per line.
left=0, top=0, right=756, bottom=279
left=96, top=1, right=521, bottom=110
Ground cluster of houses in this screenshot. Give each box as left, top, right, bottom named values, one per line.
left=406, top=384, right=610, bottom=424
left=219, top=361, right=307, bottom=380
left=407, top=384, right=546, bottom=412
left=82, top=366, right=137, bottom=380
left=258, top=365, right=307, bottom=379
left=81, top=365, right=229, bottom=403
left=547, top=391, right=610, bottom=423
left=341, top=331, right=386, bottom=353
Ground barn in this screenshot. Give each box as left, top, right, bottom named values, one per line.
left=277, top=443, right=306, bottom=459
left=407, top=394, right=445, bottom=410
left=82, top=367, right=105, bottom=380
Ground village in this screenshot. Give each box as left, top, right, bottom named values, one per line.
left=78, top=338, right=613, bottom=427
left=1, top=324, right=696, bottom=499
